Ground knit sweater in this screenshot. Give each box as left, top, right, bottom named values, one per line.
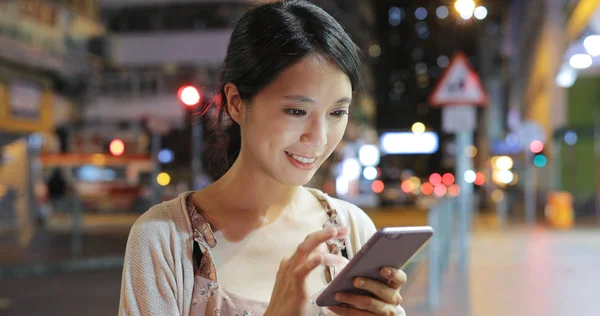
left=118, top=189, right=392, bottom=315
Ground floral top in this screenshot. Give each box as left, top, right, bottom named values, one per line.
left=186, top=194, right=347, bottom=316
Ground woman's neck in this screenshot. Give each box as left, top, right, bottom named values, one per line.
left=194, top=154, right=305, bottom=236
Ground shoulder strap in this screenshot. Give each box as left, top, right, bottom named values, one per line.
left=306, top=188, right=358, bottom=259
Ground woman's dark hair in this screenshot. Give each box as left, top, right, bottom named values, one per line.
left=204, top=0, right=363, bottom=180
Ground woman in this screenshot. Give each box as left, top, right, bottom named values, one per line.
left=119, top=1, right=407, bottom=315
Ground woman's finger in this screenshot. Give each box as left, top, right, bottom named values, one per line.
left=320, top=251, right=350, bottom=267
left=334, top=292, right=396, bottom=315
left=291, top=227, right=349, bottom=262
left=353, top=277, right=401, bottom=305
left=327, top=305, right=377, bottom=316
left=292, top=253, right=323, bottom=280
left=291, top=250, right=348, bottom=281
left=381, top=268, right=407, bottom=289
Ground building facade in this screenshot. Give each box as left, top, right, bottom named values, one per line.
left=499, top=0, right=600, bottom=218
left=0, top=0, right=104, bottom=235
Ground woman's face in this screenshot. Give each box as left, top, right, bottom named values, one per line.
left=233, top=55, right=353, bottom=186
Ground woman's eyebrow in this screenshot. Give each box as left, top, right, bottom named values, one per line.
left=284, top=95, right=351, bottom=104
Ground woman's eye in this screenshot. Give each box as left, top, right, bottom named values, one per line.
left=285, top=109, right=306, bottom=116
left=331, top=110, right=349, bottom=117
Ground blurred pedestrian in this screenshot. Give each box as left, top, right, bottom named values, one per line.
left=47, top=168, right=68, bottom=214
left=119, top=1, right=406, bottom=315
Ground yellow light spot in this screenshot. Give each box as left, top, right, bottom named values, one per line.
left=92, top=154, right=106, bottom=166
left=491, top=189, right=504, bottom=202
left=157, top=172, right=171, bottom=186
left=411, top=122, right=426, bottom=134
left=465, top=145, right=478, bottom=158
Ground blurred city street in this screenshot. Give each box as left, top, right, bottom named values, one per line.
left=1, top=208, right=599, bottom=316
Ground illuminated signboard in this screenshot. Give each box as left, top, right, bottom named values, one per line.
left=380, top=132, right=439, bottom=154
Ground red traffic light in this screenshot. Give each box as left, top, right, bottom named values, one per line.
left=178, top=85, right=201, bottom=107
left=109, top=139, right=125, bottom=156
left=529, top=140, right=544, bottom=153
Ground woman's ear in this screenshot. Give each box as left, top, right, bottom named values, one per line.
left=224, top=83, right=244, bottom=125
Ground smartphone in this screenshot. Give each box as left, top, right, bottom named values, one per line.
left=316, top=226, right=434, bottom=307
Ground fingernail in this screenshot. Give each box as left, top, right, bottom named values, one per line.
left=383, top=268, right=392, bottom=277
left=327, top=227, right=337, bottom=234
left=356, top=278, right=365, bottom=286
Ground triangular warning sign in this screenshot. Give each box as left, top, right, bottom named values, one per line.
left=428, top=52, right=488, bottom=107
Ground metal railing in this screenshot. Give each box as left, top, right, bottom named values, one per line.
left=0, top=193, right=127, bottom=278
left=426, top=197, right=468, bottom=310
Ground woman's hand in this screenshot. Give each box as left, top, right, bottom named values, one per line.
left=264, top=227, right=349, bottom=316
left=327, top=267, right=407, bottom=316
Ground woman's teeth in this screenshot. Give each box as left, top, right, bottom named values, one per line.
left=286, top=152, right=317, bottom=164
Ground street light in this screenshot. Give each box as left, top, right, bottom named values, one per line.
left=455, top=0, right=475, bottom=19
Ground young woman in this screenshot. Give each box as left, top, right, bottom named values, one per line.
left=119, top=1, right=407, bottom=315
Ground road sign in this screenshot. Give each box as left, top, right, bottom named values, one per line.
left=428, top=52, right=489, bottom=107
left=442, top=105, right=477, bottom=133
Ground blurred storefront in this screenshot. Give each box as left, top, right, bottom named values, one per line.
left=500, top=0, right=600, bottom=220
left=0, top=0, right=104, bottom=239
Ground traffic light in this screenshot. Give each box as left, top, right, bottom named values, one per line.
left=178, top=85, right=201, bottom=108
left=109, top=138, right=125, bottom=156
left=529, top=140, right=544, bottom=154
left=533, top=152, right=548, bottom=168
left=528, top=140, right=547, bottom=168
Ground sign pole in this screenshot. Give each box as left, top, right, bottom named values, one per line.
left=429, top=52, right=489, bottom=276
left=455, top=127, right=474, bottom=274
left=524, top=150, right=536, bottom=225
left=150, top=132, right=162, bottom=206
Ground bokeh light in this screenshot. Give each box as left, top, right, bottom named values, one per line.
left=401, top=180, right=414, bottom=193
left=564, top=131, right=577, bottom=145
left=529, top=140, right=544, bottom=153
left=363, top=166, right=378, bottom=180
left=157, top=172, right=171, bottom=186
left=474, top=172, right=486, bottom=186
left=436, top=6, right=449, bottom=19
left=464, top=170, right=476, bottom=183
left=474, top=6, right=488, bottom=20
left=372, top=180, right=385, bottom=193
left=448, top=184, right=461, bottom=196
left=178, top=85, right=201, bottom=107
left=429, top=173, right=442, bottom=185
left=109, top=139, right=125, bottom=156
left=412, top=122, right=426, bottom=134
left=442, top=173, right=455, bottom=186
left=465, top=145, right=478, bottom=158
left=421, top=182, right=434, bottom=195
left=434, top=185, right=447, bottom=197
left=491, top=189, right=505, bottom=202
left=415, top=7, right=428, bottom=20
left=534, top=154, right=548, bottom=168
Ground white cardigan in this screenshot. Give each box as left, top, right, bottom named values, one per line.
left=118, top=189, right=396, bottom=315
